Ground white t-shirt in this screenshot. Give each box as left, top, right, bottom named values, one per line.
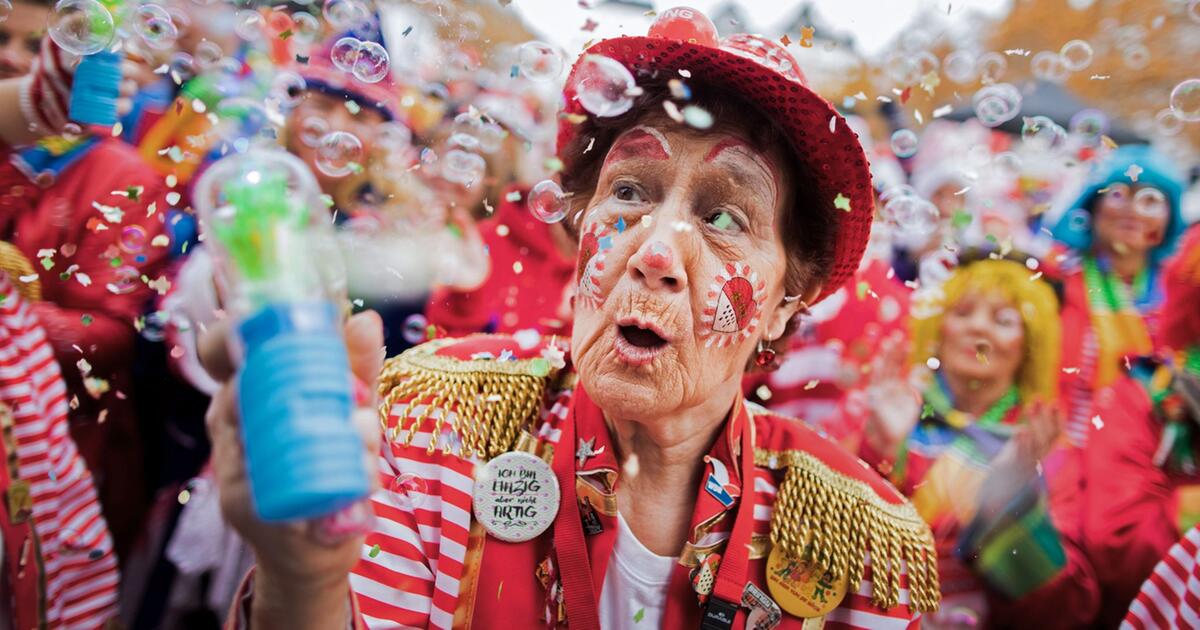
left=598, top=513, right=678, bottom=629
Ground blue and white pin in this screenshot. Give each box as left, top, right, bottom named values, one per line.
left=703, top=455, right=740, bottom=508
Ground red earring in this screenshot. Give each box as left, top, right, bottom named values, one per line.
left=755, top=339, right=778, bottom=370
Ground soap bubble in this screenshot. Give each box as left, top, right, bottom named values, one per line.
left=1155, top=109, right=1184, bottom=137
left=884, top=52, right=921, bottom=85
left=233, top=9, right=263, bottom=41
left=477, top=123, right=506, bottom=154
left=323, top=0, right=370, bottom=30
left=890, top=129, right=919, bottom=158
left=1064, top=207, right=1091, bottom=233
left=107, top=266, right=141, bottom=295
left=389, top=472, right=428, bottom=510
left=448, top=133, right=480, bottom=152
left=315, top=131, right=364, bottom=178
left=48, top=0, right=115, bottom=56
left=976, top=52, right=1007, bottom=84
left=885, top=195, right=940, bottom=238
left=377, top=122, right=412, bottom=153
left=517, top=40, right=562, bottom=81
left=943, top=50, right=977, bottom=84
left=1021, top=116, right=1067, bottom=152
left=574, top=54, right=637, bottom=118
left=1133, top=187, right=1168, bottom=218
left=352, top=40, right=389, bottom=83
left=298, top=116, right=329, bottom=148
left=441, top=149, right=486, bottom=187
left=330, top=36, right=361, bottom=72
left=1123, top=44, right=1150, bottom=70
left=132, top=3, right=177, bottom=50
left=528, top=179, right=567, bottom=224
left=1059, top=40, right=1093, bottom=71
left=169, top=52, right=196, bottom=79
left=194, top=40, right=222, bottom=69
left=973, top=83, right=1022, bottom=127
left=268, top=71, right=307, bottom=110
left=1070, top=109, right=1108, bottom=144
left=992, top=151, right=1022, bottom=177
left=1031, top=51, right=1069, bottom=83
left=0, top=0, right=11, bottom=22
left=401, top=314, right=429, bottom=345
left=1170, top=79, right=1200, bottom=122
left=119, top=225, right=147, bottom=253
left=291, top=12, right=321, bottom=45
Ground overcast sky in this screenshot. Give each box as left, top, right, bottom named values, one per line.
left=505, top=0, right=1014, bottom=59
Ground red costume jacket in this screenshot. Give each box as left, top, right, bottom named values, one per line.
left=425, top=189, right=575, bottom=338
left=0, top=137, right=169, bottom=556
left=1083, top=373, right=1198, bottom=627
left=227, top=334, right=941, bottom=629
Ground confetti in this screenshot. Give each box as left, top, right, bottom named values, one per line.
left=1125, top=164, right=1143, bottom=182
left=634, top=608, right=645, bottom=623
left=804, top=380, right=820, bottom=390
left=368, top=544, right=381, bottom=558
left=834, top=193, right=851, bottom=212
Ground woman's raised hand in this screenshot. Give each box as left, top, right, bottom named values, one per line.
left=863, top=330, right=922, bottom=461
left=199, top=310, right=385, bottom=629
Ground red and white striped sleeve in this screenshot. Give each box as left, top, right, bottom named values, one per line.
left=349, top=400, right=479, bottom=629
left=1122, top=526, right=1200, bottom=630
left=18, top=38, right=77, bottom=135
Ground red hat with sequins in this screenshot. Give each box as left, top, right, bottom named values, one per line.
left=556, top=6, right=874, bottom=302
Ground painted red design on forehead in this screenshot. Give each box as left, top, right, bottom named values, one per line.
left=604, top=128, right=670, bottom=168
left=703, top=137, right=753, bottom=163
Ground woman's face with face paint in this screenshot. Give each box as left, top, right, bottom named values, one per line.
left=570, top=114, right=805, bottom=422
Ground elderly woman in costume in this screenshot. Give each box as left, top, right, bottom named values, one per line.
left=859, top=257, right=1100, bottom=628
left=1085, top=224, right=1200, bottom=627
left=199, top=8, right=939, bottom=629
left=1049, top=145, right=1187, bottom=447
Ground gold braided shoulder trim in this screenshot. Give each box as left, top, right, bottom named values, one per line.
left=0, top=242, right=41, bottom=303
left=756, top=448, right=940, bottom=613
left=376, top=336, right=560, bottom=459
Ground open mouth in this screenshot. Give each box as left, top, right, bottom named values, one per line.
left=619, top=324, right=667, bottom=348
left=614, top=320, right=669, bottom=365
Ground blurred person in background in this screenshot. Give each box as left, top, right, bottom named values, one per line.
left=423, top=77, right=578, bottom=340
left=1048, top=145, right=1186, bottom=447
left=857, top=257, right=1099, bottom=628
left=1084, top=224, right=1200, bottom=627
left=0, top=11, right=170, bottom=563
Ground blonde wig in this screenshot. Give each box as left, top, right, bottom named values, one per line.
left=910, top=259, right=1061, bottom=402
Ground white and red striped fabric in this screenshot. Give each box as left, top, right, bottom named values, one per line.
left=344, top=390, right=921, bottom=629
left=18, top=39, right=77, bottom=136
left=1122, top=525, right=1200, bottom=630
left=0, top=271, right=119, bottom=628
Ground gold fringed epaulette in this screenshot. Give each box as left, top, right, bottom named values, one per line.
left=0, top=242, right=41, bottom=303
left=376, top=335, right=565, bottom=460
left=757, top=448, right=940, bottom=613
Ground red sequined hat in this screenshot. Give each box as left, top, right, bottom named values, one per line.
left=556, top=7, right=874, bottom=302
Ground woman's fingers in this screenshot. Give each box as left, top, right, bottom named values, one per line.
left=198, top=317, right=235, bottom=383
left=345, top=310, right=385, bottom=386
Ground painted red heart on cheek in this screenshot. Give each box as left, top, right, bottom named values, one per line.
left=713, top=276, right=757, bottom=333
left=578, top=232, right=599, bottom=280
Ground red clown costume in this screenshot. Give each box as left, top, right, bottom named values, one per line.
left=228, top=8, right=939, bottom=629
left=0, top=255, right=120, bottom=627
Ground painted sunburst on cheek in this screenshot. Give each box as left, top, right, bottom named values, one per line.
left=576, top=222, right=612, bottom=310
left=701, top=262, right=767, bottom=348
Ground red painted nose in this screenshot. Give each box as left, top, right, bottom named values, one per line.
left=642, top=240, right=674, bottom=270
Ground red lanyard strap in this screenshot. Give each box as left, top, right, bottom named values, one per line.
left=552, top=404, right=602, bottom=630
left=702, top=408, right=758, bottom=630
